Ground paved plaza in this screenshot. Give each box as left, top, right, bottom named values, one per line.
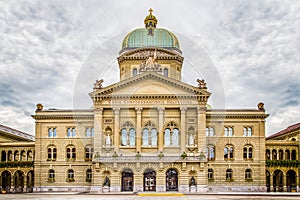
left=1, top=193, right=300, bottom=200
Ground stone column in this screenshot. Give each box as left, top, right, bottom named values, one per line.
left=270, top=175, right=274, bottom=192
left=94, top=108, right=103, bottom=154
left=136, top=108, right=143, bottom=153
left=197, top=107, right=206, bottom=153
left=113, top=108, right=120, bottom=152
left=158, top=107, right=165, bottom=152
left=180, top=107, right=186, bottom=152
left=283, top=174, right=287, bottom=192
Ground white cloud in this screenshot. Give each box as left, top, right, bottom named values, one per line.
left=0, top=0, right=299, bottom=136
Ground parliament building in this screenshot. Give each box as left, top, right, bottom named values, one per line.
left=1, top=9, right=298, bottom=193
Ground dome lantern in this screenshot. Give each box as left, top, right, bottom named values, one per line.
left=144, top=8, right=157, bottom=35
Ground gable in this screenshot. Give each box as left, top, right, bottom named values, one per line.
left=92, top=72, right=210, bottom=97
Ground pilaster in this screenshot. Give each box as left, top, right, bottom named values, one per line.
left=136, top=107, right=143, bottom=152
left=94, top=108, right=103, bottom=154
left=180, top=107, right=186, bottom=152
left=197, top=106, right=206, bottom=152
left=157, top=107, right=165, bottom=151
left=113, top=108, right=120, bottom=152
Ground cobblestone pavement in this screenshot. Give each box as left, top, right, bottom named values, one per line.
left=1, top=194, right=300, bottom=200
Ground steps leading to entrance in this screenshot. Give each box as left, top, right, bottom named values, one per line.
left=138, top=192, right=184, bottom=196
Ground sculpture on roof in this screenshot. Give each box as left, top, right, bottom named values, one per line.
left=197, top=79, right=207, bottom=89
left=94, top=79, right=104, bottom=89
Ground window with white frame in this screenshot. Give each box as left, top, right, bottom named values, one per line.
left=206, top=127, right=214, bottom=136
left=142, top=121, right=157, bottom=146
left=66, top=146, right=76, bottom=161
left=244, top=127, right=252, bottom=137
left=67, top=127, right=76, bottom=137
left=48, top=169, right=55, bottom=181
left=206, top=145, right=215, bottom=160
left=85, top=145, right=94, bottom=161
left=121, top=122, right=136, bottom=146
left=224, top=145, right=234, bottom=160
left=245, top=169, right=252, bottom=180
left=47, top=146, right=57, bottom=161
left=243, top=145, right=253, bottom=160
left=164, top=121, right=179, bottom=146
left=48, top=128, right=57, bottom=137
left=86, top=127, right=94, bottom=137
left=67, top=169, right=74, bottom=182
left=224, top=127, right=233, bottom=137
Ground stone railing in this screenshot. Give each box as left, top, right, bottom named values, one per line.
left=0, top=161, right=34, bottom=168
left=93, top=156, right=206, bottom=163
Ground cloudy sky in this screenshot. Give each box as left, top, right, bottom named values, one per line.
left=0, top=0, right=299, bottom=136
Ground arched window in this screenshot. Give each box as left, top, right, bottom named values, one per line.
left=245, top=169, right=252, bottom=180
left=66, top=146, right=76, bottom=161
left=278, top=149, right=284, bottom=160
left=243, top=145, right=253, bottom=160
left=14, top=150, right=19, bottom=161
left=266, top=149, right=271, bottom=160
left=224, top=145, right=234, bottom=160
left=206, top=127, right=214, bottom=136
left=1, top=150, right=6, bottom=162
left=272, top=149, right=277, bottom=160
left=172, top=128, right=179, bottom=146
left=48, top=169, right=55, bottom=182
left=226, top=169, right=233, bottom=180
left=291, top=150, right=296, bottom=160
left=164, top=128, right=171, bottom=146
left=163, top=68, right=168, bottom=77
left=67, top=169, right=75, bottom=182
left=133, top=68, right=138, bottom=77
left=86, top=169, right=92, bottom=182
left=206, top=145, right=215, bottom=160
left=85, top=145, right=94, bottom=161
left=120, top=122, right=136, bottom=146
left=20, top=150, right=26, bottom=161
left=142, top=128, right=149, bottom=146
left=285, top=150, right=290, bottom=160
left=142, top=122, right=157, bottom=147
left=208, top=168, right=214, bottom=180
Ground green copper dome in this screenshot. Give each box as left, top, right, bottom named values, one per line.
left=121, top=9, right=180, bottom=53
left=122, top=28, right=180, bottom=49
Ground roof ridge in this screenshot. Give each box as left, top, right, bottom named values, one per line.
left=0, top=124, right=35, bottom=141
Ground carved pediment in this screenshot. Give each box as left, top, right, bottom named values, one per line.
left=118, top=47, right=183, bottom=63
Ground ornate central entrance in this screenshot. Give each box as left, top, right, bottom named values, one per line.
left=166, top=169, right=178, bottom=191
left=144, top=169, right=156, bottom=191
left=121, top=169, right=133, bottom=191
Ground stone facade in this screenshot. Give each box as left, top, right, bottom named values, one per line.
left=0, top=124, right=35, bottom=193
left=31, top=10, right=269, bottom=193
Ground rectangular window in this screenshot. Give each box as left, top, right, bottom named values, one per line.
left=48, top=128, right=57, bottom=137
left=67, top=127, right=76, bottom=137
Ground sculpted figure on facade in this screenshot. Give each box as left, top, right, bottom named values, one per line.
left=106, top=134, right=111, bottom=146
left=94, top=79, right=104, bottom=89
left=197, top=79, right=207, bottom=89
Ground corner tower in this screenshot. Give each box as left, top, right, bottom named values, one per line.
left=118, top=9, right=183, bottom=81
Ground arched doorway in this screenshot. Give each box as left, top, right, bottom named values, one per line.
left=27, top=170, right=34, bottom=193
left=273, top=170, right=283, bottom=192
left=1, top=171, right=11, bottom=192
left=266, top=170, right=270, bottom=192
left=286, top=170, right=297, bottom=192
left=166, top=169, right=178, bottom=191
left=121, top=169, right=133, bottom=192
left=14, top=170, right=24, bottom=193
left=143, top=169, right=156, bottom=191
